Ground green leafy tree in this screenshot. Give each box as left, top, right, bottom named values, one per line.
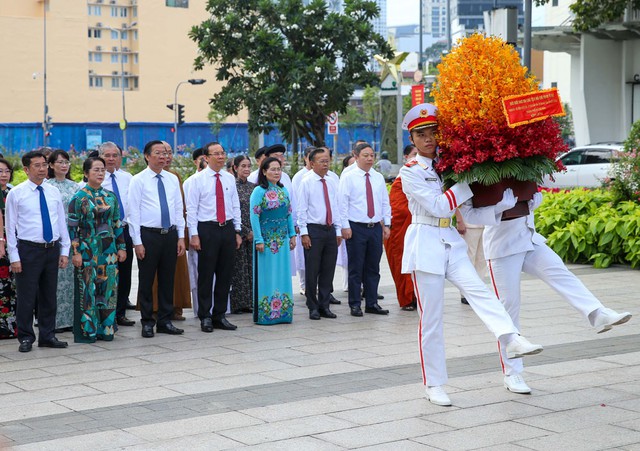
left=340, top=104, right=362, bottom=144
left=190, top=0, right=393, bottom=147
left=362, top=85, right=383, bottom=149
left=554, top=102, right=574, bottom=145
left=208, top=108, right=227, bottom=142
left=534, top=0, right=640, bottom=32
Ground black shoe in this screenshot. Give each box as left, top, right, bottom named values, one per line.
left=350, top=306, right=363, bottom=317
left=377, top=294, right=384, bottom=300
left=38, top=337, right=68, bottom=348
left=201, top=318, right=214, bottom=333
left=212, top=317, right=237, bottom=331
left=461, top=297, right=469, bottom=305
left=126, top=301, right=136, bottom=310
left=141, top=325, right=154, bottom=338
left=329, top=295, right=341, bottom=305
left=309, top=310, right=321, bottom=320
left=157, top=322, right=184, bottom=335
left=18, top=340, right=32, bottom=353
left=117, top=316, right=135, bottom=326
left=319, top=308, right=337, bottom=319
left=365, top=304, right=389, bottom=315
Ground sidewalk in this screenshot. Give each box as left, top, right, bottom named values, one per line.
left=0, top=258, right=639, bottom=450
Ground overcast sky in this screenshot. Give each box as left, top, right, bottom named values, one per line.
left=387, top=0, right=420, bottom=27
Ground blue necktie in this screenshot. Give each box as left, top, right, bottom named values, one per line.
left=110, top=173, right=125, bottom=220
left=37, top=185, right=53, bottom=242
left=156, top=174, right=171, bottom=229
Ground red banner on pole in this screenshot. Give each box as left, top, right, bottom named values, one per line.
left=411, top=84, right=425, bottom=107
left=502, top=88, right=565, bottom=128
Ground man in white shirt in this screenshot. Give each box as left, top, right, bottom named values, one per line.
left=99, top=141, right=136, bottom=326
left=247, top=146, right=268, bottom=184
left=291, top=146, right=315, bottom=296
left=6, top=150, right=71, bottom=352
left=187, top=142, right=242, bottom=332
left=338, top=143, right=391, bottom=317
left=297, top=148, right=342, bottom=320
left=128, top=140, right=186, bottom=338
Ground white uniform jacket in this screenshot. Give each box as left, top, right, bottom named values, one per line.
left=399, top=155, right=473, bottom=275
left=458, top=203, right=547, bottom=260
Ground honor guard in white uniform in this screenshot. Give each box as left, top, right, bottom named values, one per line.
left=399, top=103, right=544, bottom=406
left=459, top=190, right=632, bottom=394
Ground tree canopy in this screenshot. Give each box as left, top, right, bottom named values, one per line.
left=534, top=0, right=640, bottom=32
left=189, top=0, right=393, bottom=147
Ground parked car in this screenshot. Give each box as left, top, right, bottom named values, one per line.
left=541, top=143, right=623, bottom=188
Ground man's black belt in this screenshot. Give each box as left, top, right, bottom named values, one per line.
left=140, top=225, right=176, bottom=234
left=351, top=221, right=379, bottom=228
left=200, top=220, right=232, bottom=227
left=308, top=223, right=334, bottom=231
left=18, top=239, right=59, bottom=249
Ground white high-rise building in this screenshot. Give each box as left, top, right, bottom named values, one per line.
left=302, top=0, right=387, bottom=39
left=421, top=0, right=447, bottom=38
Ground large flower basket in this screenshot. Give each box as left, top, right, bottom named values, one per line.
left=432, top=34, right=567, bottom=218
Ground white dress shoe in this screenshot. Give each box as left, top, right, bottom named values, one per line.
left=506, top=335, right=543, bottom=359
left=425, top=385, right=452, bottom=406
left=504, top=374, right=531, bottom=394
left=592, top=308, right=632, bottom=334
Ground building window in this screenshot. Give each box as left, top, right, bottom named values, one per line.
left=551, top=82, right=558, bottom=88
left=111, top=54, right=119, bottom=63
left=121, top=54, right=128, bottom=63
left=133, top=77, right=139, bottom=89
left=132, top=6, right=137, bottom=17
left=552, top=0, right=559, bottom=5
left=112, top=77, right=120, bottom=88
left=88, top=52, right=92, bottom=62
left=94, top=52, right=102, bottom=62
left=121, top=31, right=128, bottom=39
left=111, top=30, right=119, bottom=39
left=89, top=28, right=102, bottom=38
left=111, top=6, right=118, bottom=16
left=133, top=30, right=138, bottom=40
left=134, top=54, right=138, bottom=64
left=88, top=5, right=101, bottom=15
left=89, top=76, right=103, bottom=88
left=120, top=7, right=127, bottom=17
left=123, top=78, right=130, bottom=89
left=166, top=0, right=189, bottom=8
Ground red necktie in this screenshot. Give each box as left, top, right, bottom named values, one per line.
left=215, top=173, right=226, bottom=223
left=321, top=178, right=332, bottom=225
left=365, top=172, right=374, bottom=218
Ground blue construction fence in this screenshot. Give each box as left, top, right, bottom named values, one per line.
left=0, top=122, right=413, bottom=156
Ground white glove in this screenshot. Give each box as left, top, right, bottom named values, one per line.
left=495, top=188, right=518, bottom=214
left=528, top=192, right=543, bottom=211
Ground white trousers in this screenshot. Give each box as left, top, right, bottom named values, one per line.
left=488, top=243, right=603, bottom=376
left=295, top=235, right=306, bottom=290
left=412, top=251, right=518, bottom=387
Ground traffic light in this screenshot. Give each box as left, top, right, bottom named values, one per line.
left=177, top=104, right=185, bottom=125
left=166, top=104, right=174, bottom=111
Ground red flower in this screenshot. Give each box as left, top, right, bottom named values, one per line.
left=0, top=266, right=10, bottom=278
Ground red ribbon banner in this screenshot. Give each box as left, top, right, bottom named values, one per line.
left=502, top=88, right=565, bottom=128
left=411, top=85, right=425, bottom=107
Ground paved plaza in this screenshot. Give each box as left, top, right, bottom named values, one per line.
left=1, top=258, right=640, bottom=450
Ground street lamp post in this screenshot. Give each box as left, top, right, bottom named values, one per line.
left=43, top=0, right=49, bottom=147
left=173, top=79, right=206, bottom=152
left=108, top=22, right=136, bottom=152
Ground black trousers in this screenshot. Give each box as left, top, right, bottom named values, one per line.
left=116, top=225, right=133, bottom=318
left=137, top=228, right=177, bottom=327
left=304, top=224, right=338, bottom=311
left=346, top=222, right=382, bottom=308
left=15, top=241, right=60, bottom=343
left=197, top=221, right=236, bottom=320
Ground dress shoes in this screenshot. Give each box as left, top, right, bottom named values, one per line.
left=506, top=335, right=543, bottom=359
left=212, top=317, right=237, bottom=330
left=377, top=294, right=384, bottom=300
left=201, top=318, right=214, bottom=333
left=365, top=304, right=389, bottom=315
left=319, top=308, right=337, bottom=319
left=141, top=325, right=154, bottom=338
left=592, top=307, right=632, bottom=334
left=309, top=310, right=321, bottom=320
left=157, top=322, right=184, bottom=335
left=18, top=340, right=32, bottom=353
left=125, top=301, right=136, bottom=310
left=116, top=316, right=135, bottom=326
left=425, top=385, right=452, bottom=406
left=504, top=374, right=531, bottom=394
left=329, top=295, right=341, bottom=305
left=350, top=306, right=363, bottom=317
left=38, top=337, right=68, bottom=349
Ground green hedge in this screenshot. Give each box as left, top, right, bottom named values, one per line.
left=536, top=188, right=640, bottom=268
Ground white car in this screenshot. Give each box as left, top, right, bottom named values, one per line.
left=541, top=143, right=623, bottom=188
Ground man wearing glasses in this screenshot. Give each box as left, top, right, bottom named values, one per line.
left=186, top=142, right=242, bottom=332
left=6, top=150, right=71, bottom=352
left=128, top=140, right=186, bottom=338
